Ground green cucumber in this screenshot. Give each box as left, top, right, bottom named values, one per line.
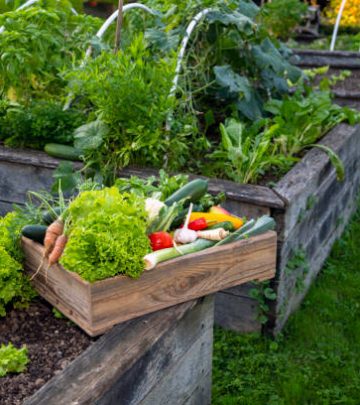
left=22, top=225, right=47, bottom=244
left=165, top=179, right=208, bottom=207
left=42, top=207, right=62, bottom=225
left=207, top=221, right=235, bottom=232
left=44, top=143, right=82, bottom=161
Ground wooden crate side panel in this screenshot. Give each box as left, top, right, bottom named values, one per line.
left=89, top=232, right=276, bottom=334
left=24, top=298, right=211, bottom=405
left=21, top=238, right=92, bottom=330
left=97, top=296, right=214, bottom=405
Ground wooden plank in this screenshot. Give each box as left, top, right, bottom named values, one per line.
left=214, top=291, right=261, bottom=333
left=24, top=297, right=212, bottom=405
left=21, top=238, right=92, bottom=332
left=293, top=49, right=360, bottom=68
left=120, top=167, right=285, bottom=209
left=22, top=232, right=276, bottom=336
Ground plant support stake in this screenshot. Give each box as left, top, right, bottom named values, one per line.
left=330, top=0, right=347, bottom=51
left=114, top=0, right=124, bottom=53
left=63, top=2, right=157, bottom=110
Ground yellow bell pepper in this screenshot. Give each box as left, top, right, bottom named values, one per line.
left=189, top=212, right=243, bottom=230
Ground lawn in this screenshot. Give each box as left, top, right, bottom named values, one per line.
left=213, top=204, right=360, bottom=405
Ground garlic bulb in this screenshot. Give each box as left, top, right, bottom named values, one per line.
left=174, top=228, right=198, bottom=244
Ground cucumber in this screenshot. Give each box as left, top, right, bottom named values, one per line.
left=42, top=207, right=62, bottom=225
left=44, top=143, right=82, bottom=161
left=22, top=225, right=47, bottom=244
left=207, top=221, right=235, bottom=232
left=165, top=179, right=208, bottom=207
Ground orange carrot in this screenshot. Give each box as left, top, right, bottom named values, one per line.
left=43, top=219, right=64, bottom=258
left=31, top=219, right=64, bottom=281
left=48, top=234, right=68, bottom=267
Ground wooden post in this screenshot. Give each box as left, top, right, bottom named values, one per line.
left=114, top=0, right=124, bottom=53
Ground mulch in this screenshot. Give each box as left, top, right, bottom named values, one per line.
left=0, top=298, right=94, bottom=405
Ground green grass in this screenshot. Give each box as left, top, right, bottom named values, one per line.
left=212, top=206, right=360, bottom=405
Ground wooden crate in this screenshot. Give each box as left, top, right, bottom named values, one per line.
left=22, top=232, right=276, bottom=336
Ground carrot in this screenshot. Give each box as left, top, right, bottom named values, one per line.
left=31, top=219, right=64, bottom=281
left=48, top=234, right=68, bottom=267
left=43, top=219, right=64, bottom=258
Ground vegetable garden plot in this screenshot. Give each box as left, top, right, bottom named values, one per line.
left=293, top=49, right=360, bottom=109
left=21, top=231, right=276, bottom=336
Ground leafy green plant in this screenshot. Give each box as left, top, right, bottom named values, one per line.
left=0, top=100, right=86, bottom=149
left=249, top=280, right=277, bottom=324
left=60, top=187, right=151, bottom=282
left=0, top=343, right=28, bottom=377
left=66, top=34, right=189, bottom=183
left=259, top=0, right=307, bottom=40
left=0, top=4, right=101, bottom=102
left=0, top=211, right=37, bottom=316
left=206, top=118, right=282, bottom=184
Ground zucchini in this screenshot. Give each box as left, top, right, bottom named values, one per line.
left=44, top=143, right=82, bottom=161
left=207, top=221, right=235, bottom=232
left=215, top=219, right=255, bottom=246
left=22, top=225, right=47, bottom=244
left=165, top=179, right=208, bottom=207
left=42, top=207, right=62, bottom=225
left=235, top=216, right=275, bottom=241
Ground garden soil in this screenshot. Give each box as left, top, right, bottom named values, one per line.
left=0, top=298, right=94, bottom=405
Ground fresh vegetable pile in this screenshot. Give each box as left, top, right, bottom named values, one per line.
left=22, top=174, right=275, bottom=283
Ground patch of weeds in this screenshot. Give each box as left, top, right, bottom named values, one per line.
left=249, top=281, right=277, bottom=324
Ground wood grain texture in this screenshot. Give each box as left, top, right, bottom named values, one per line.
left=22, top=232, right=276, bottom=336
left=21, top=238, right=92, bottom=331
left=24, top=297, right=213, bottom=405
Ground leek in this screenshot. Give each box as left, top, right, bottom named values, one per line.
left=144, top=239, right=215, bottom=270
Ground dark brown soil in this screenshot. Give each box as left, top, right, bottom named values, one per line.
left=0, top=298, right=94, bottom=405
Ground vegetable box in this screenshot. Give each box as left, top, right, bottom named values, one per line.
left=21, top=231, right=277, bottom=336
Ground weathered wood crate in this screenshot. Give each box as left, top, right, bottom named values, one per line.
left=293, top=49, right=360, bottom=110
left=24, top=296, right=214, bottom=405
left=1, top=122, right=359, bottom=333
left=22, top=232, right=276, bottom=336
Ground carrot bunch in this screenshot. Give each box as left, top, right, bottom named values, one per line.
left=31, top=218, right=68, bottom=281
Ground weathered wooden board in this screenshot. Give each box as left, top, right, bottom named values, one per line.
left=24, top=296, right=214, bottom=405
left=22, top=232, right=276, bottom=336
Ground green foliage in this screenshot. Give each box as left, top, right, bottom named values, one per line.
left=206, top=78, right=359, bottom=184
left=0, top=343, right=28, bottom=377
left=60, top=187, right=151, bottom=282
left=249, top=280, right=277, bottom=324
left=259, top=0, right=307, bottom=40
left=0, top=211, right=37, bottom=316
left=213, top=204, right=360, bottom=404
left=66, top=34, right=187, bottom=183
left=0, top=100, right=86, bottom=149
left=0, top=5, right=101, bottom=102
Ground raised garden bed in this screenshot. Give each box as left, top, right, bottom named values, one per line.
left=2, top=296, right=214, bottom=405
left=293, top=49, right=360, bottom=110
left=0, top=123, right=359, bottom=333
